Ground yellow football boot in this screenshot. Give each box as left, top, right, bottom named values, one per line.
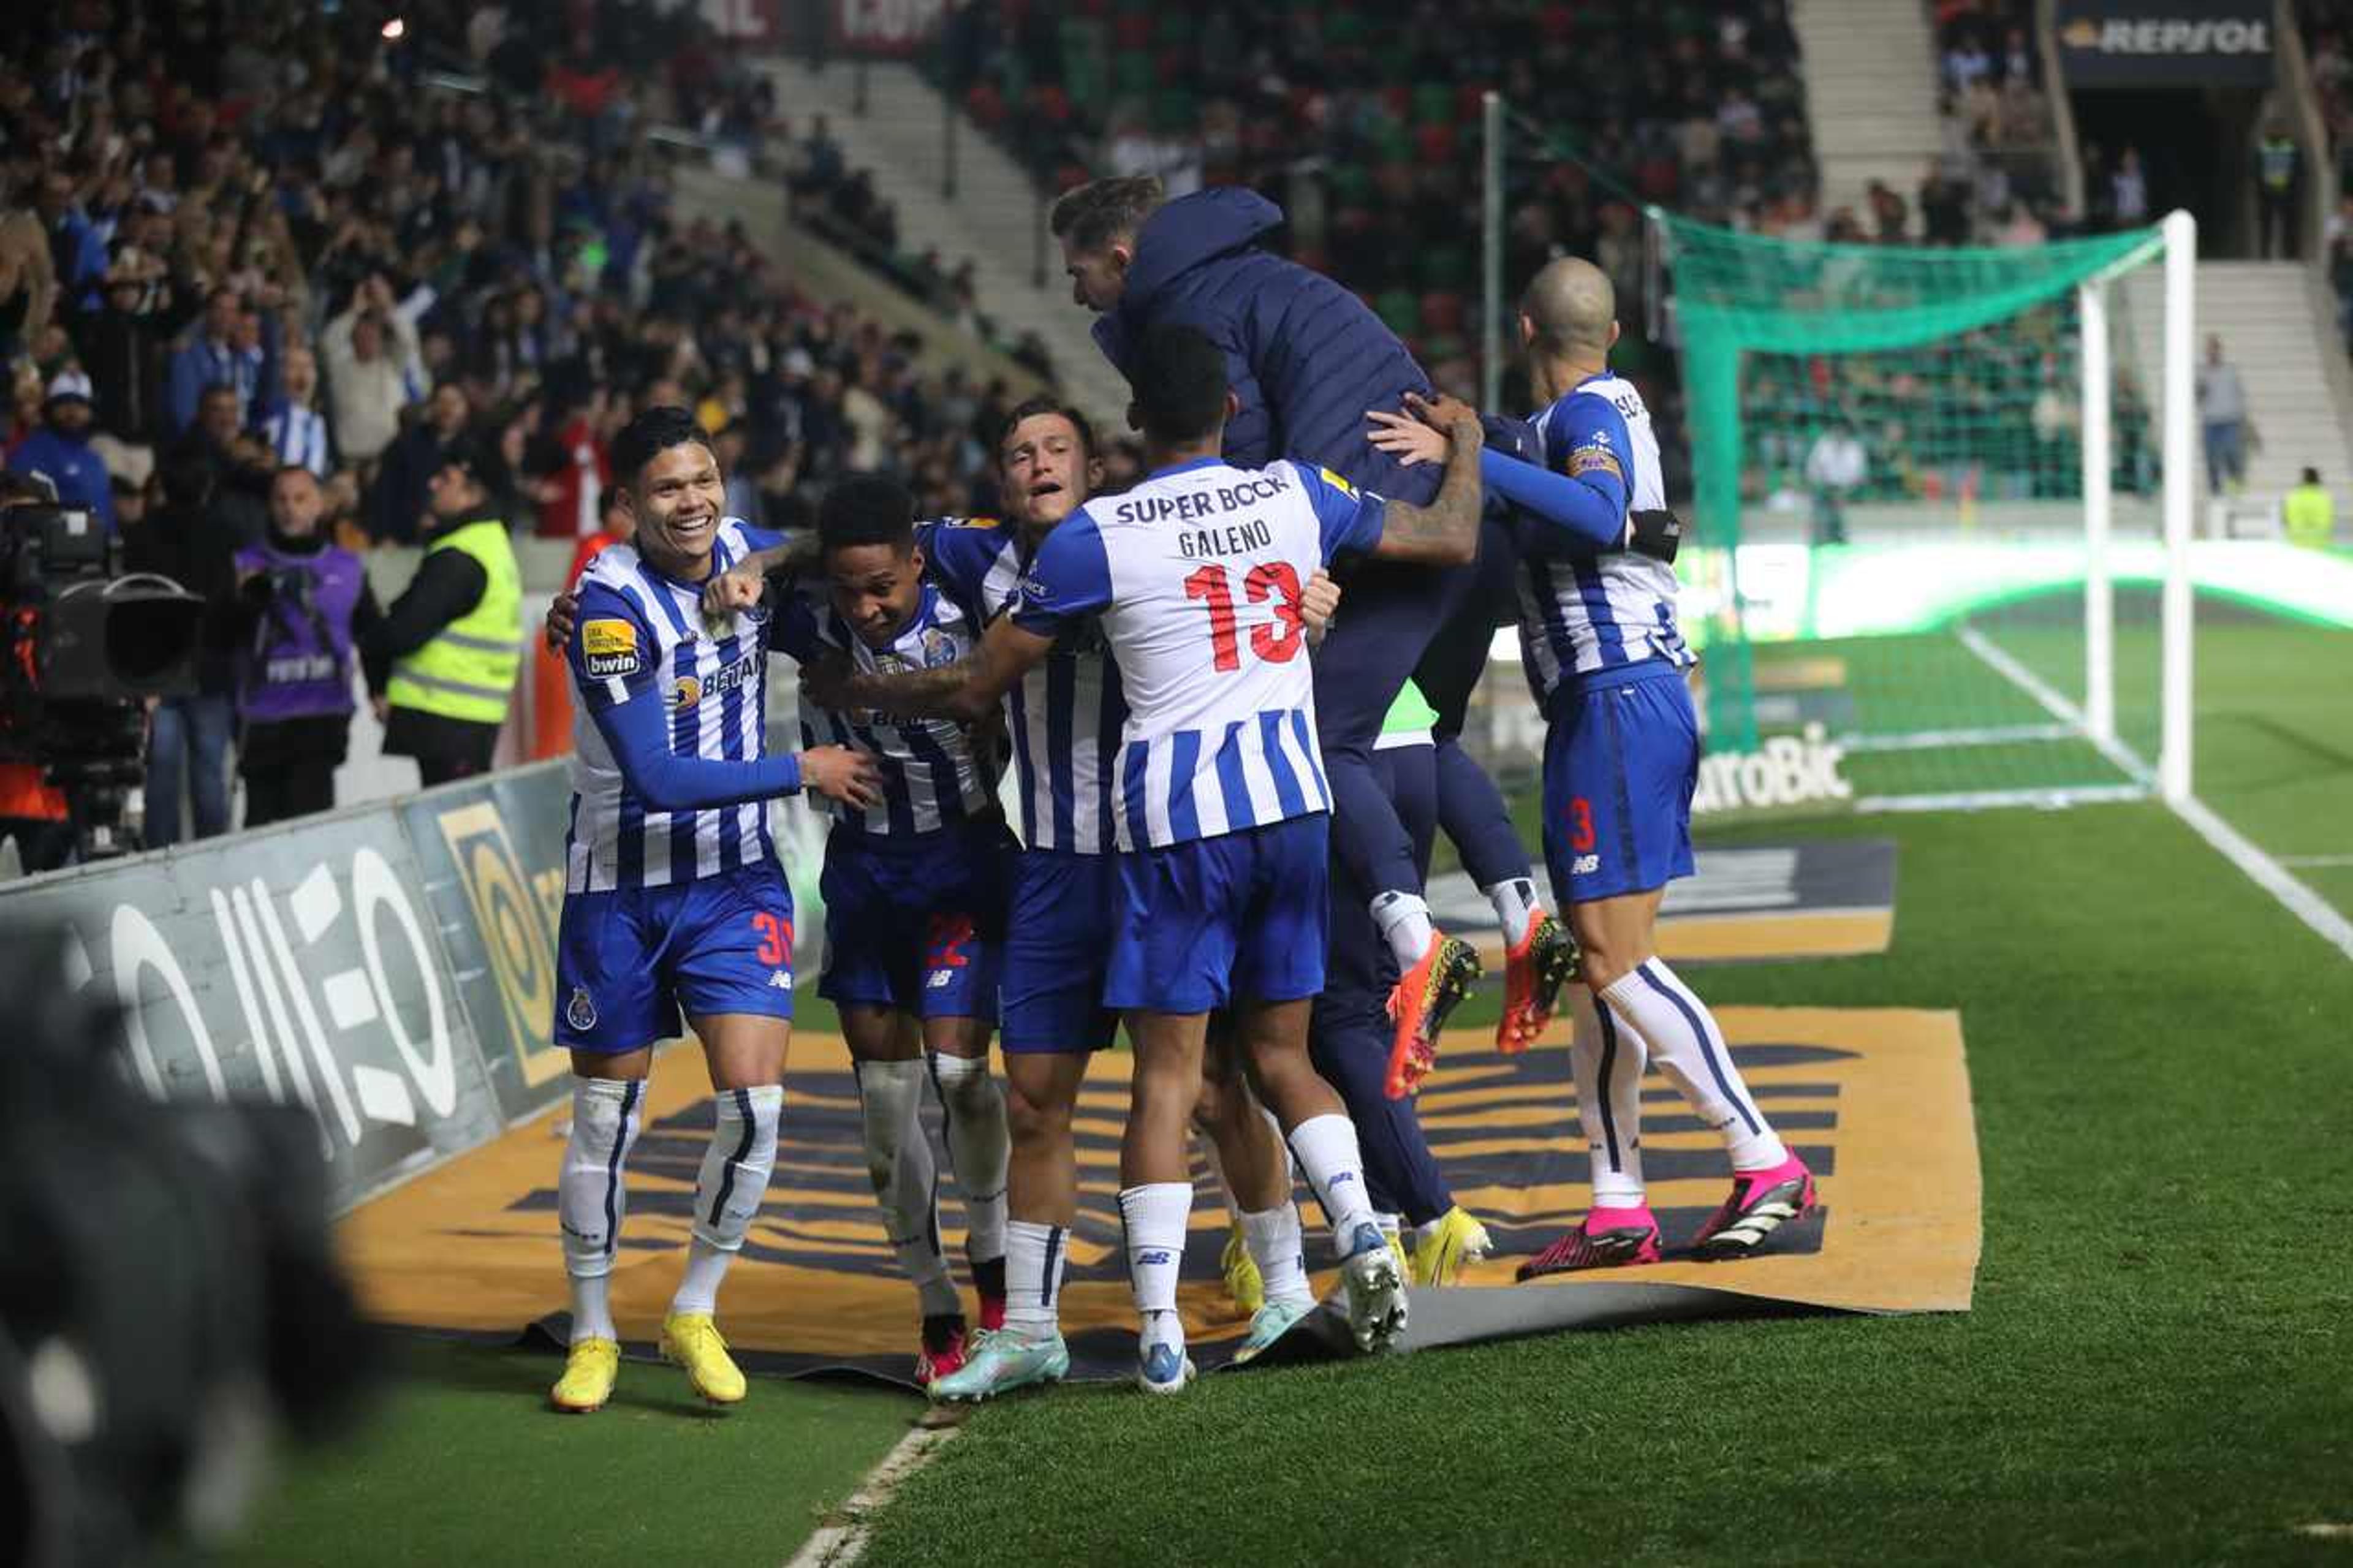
left=1412, top=1206, right=1494, bottom=1287
left=550, top=1337, right=620, bottom=1414
left=1221, top=1227, right=1264, bottom=1317
left=661, top=1312, right=748, bottom=1405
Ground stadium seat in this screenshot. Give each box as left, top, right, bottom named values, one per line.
left=1415, top=123, right=1457, bottom=166
left=1113, top=13, right=1151, bottom=51
left=1420, top=290, right=1466, bottom=336
left=1414, top=83, right=1455, bottom=126
left=1112, top=49, right=1153, bottom=96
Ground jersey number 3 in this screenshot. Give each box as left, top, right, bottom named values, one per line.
left=1184, top=562, right=1305, bottom=672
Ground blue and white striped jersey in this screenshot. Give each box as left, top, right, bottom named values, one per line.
left=923, top=518, right=1127, bottom=857
left=566, top=520, right=782, bottom=893
left=778, top=577, right=1001, bottom=839
left=1012, top=457, right=1384, bottom=850
left=1515, top=371, right=1693, bottom=708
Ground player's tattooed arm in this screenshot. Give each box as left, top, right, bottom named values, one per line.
left=805, top=615, right=1055, bottom=725
left=1365, top=397, right=1483, bottom=565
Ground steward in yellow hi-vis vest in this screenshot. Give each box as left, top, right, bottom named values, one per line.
left=2284, top=468, right=2335, bottom=550
left=368, top=436, right=523, bottom=786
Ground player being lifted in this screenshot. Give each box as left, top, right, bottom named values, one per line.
left=771, top=481, right=1018, bottom=1384
left=1371, top=259, right=1817, bottom=1274
left=838, top=325, right=1486, bottom=1390
left=1051, top=176, right=1578, bottom=1094
left=782, top=398, right=1337, bottom=1399
left=546, top=406, right=879, bottom=1414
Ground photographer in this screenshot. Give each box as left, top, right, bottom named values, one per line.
left=231, top=466, right=387, bottom=828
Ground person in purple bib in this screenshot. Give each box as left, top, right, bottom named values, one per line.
left=230, top=465, right=388, bottom=828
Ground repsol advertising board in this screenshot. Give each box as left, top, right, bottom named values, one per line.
left=2054, top=0, right=2273, bottom=88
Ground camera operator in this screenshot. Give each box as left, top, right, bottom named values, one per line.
left=126, top=452, right=243, bottom=846
left=232, top=466, right=387, bottom=828
left=0, top=474, right=72, bottom=874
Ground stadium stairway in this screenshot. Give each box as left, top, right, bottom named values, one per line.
left=2118, top=259, right=2353, bottom=525
left=1790, top=0, right=1946, bottom=234
left=758, top=58, right=1132, bottom=428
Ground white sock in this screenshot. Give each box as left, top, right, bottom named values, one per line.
left=926, top=1050, right=1009, bottom=1264
left=1286, top=1113, right=1379, bottom=1257
left=857, top=1058, right=962, bottom=1318
left=1370, top=890, right=1435, bottom=971
left=1002, top=1217, right=1067, bottom=1341
left=1483, top=876, right=1541, bottom=946
left=1597, top=961, right=1788, bottom=1173
left=1120, top=1181, right=1192, bottom=1354
left=558, top=1077, right=643, bottom=1343
left=1240, top=1203, right=1311, bottom=1308
left=1569, top=987, right=1648, bottom=1209
left=672, top=1085, right=782, bottom=1315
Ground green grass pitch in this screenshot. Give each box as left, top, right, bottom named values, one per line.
left=224, top=604, right=2353, bottom=1567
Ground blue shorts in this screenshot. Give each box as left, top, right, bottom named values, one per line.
left=1000, top=847, right=1121, bottom=1055
left=554, top=859, right=797, bottom=1054
left=1542, top=664, right=1699, bottom=906
left=1107, top=815, right=1330, bottom=1014
left=817, top=821, right=1016, bottom=1020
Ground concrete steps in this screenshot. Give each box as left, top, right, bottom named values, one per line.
left=2118, top=259, right=2353, bottom=523
left=1790, top=0, right=1947, bottom=231
left=759, top=58, right=1131, bottom=427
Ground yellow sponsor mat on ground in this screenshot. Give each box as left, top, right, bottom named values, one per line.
left=340, top=1006, right=1979, bottom=1382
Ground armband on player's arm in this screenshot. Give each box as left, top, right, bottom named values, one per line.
left=1477, top=445, right=1629, bottom=553
left=587, top=691, right=805, bottom=811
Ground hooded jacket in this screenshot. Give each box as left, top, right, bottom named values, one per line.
left=1093, top=187, right=1441, bottom=506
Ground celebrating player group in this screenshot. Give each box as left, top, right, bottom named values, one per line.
left=536, top=176, right=1816, bottom=1413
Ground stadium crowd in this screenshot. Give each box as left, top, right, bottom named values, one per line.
left=0, top=0, right=1066, bottom=851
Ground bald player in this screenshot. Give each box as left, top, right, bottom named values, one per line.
left=1373, top=259, right=1814, bottom=1274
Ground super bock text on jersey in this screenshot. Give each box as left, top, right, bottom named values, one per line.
left=1010, top=456, right=1387, bottom=1013
left=555, top=519, right=800, bottom=1053
left=776, top=574, right=1015, bottom=1021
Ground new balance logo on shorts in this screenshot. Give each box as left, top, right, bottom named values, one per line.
left=768, top=971, right=792, bottom=991
left=1572, top=854, right=1600, bottom=874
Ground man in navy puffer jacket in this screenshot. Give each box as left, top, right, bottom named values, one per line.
left=1051, top=177, right=1566, bottom=1089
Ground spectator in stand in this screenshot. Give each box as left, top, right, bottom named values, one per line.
left=172, top=383, right=270, bottom=544
left=366, top=436, right=521, bottom=788
left=0, top=191, right=56, bottom=368
left=2195, top=335, right=2249, bottom=496
left=2110, top=148, right=2149, bottom=230
left=322, top=277, right=424, bottom=468
left=1805, top=420, right=1868, bottom=545
left=7, top=372, right=115, bottom=531
left=70, top=249, right=177, bottom=452
left=36, top=165, right=109, bottom=308
left=2256, top=126, right=2300, bottom=260
left=130, top=449, right=243, bottom=847
left=535, top=382, right=611, bottom=540
left=258, top=344, right=332, bottom=477
left=164, top=287, right=259, bottom=436
left=371, top=382, right=472, bottom=545
left=232, top=465, right=385, bottom=828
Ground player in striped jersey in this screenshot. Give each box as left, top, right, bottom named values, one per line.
left=1376, top=259, right=1816, bottom=1274
left=803, top=399, right=1328, bottom=1398
left=828, top=325, right=1487, bottom=1390
left=546, top=407, right=879, bottom=1415
left=772, top=478, right=1019, bottom=1385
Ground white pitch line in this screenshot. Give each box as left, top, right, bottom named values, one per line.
left=785, top=1417, right=960, bottom=1568
left=1838, top=722, right=2078, bottom=754
left=1955, top=626, right=2353, bottom=964
left=2170, top=795, right=2353, bottom=964
left=1953, top=624, right=2156, bottom=787
left=1854, top=784, right=2147, bottom=814
left=2279, top=854, right=2353, bottom=869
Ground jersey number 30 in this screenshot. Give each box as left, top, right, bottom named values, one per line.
left=1184, top=562, right=1305, bottom=672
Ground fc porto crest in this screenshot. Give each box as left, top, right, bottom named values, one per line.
left=566, top=985, right=598, bottom=1032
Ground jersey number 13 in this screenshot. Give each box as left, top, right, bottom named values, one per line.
left=1184, top=561, right=1305, bottom=672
